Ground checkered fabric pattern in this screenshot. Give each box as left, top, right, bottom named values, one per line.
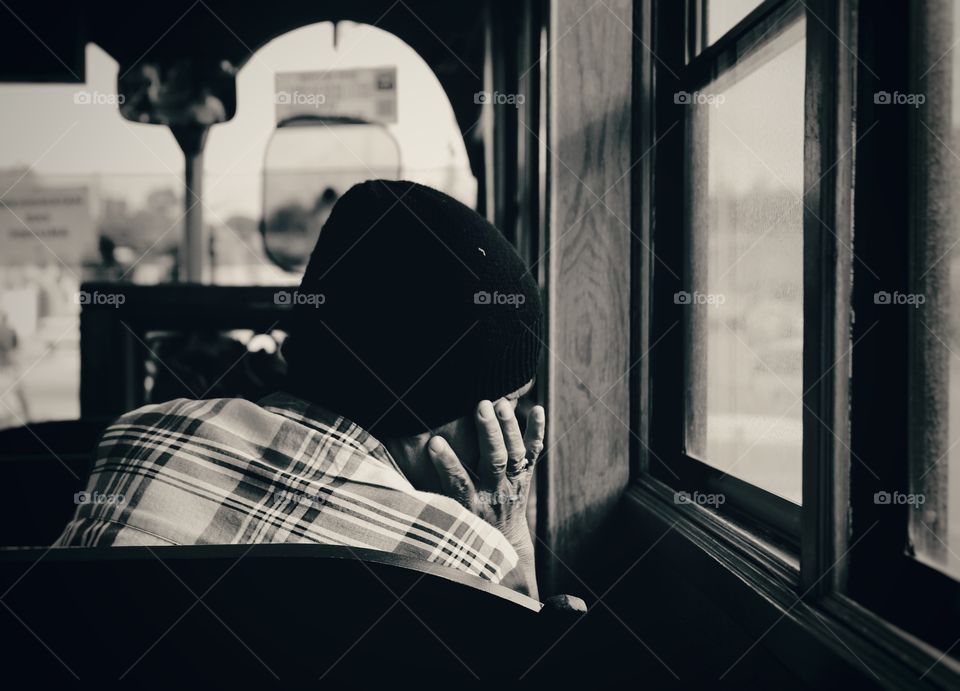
left=55, top=393, right=518, bottom=583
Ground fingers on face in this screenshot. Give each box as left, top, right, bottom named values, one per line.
left=497, top=400, right=525, bottom=458
left=427, top=435, right=475, bottom=509
left=522, top=405, right=545, bottom=465
left=494, top=399, right=525, bottom=476
left=476, top=400, right=508, bottom=483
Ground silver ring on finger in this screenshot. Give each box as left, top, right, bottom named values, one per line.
left=508, top=456, right=533, bottom=477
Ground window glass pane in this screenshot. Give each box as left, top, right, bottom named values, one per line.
left=204, top=22, right=477, bottom=280
left=908, top=0, right=960, bottom=581
left=683, top=19, right=805, bottom=504
left=0, top=26, right=481, bottom=430
left=0, top=43, right=184, bottom=430
left=706, top=0, right=766, bottom=47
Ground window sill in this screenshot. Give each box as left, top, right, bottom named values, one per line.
left=629, top=475, right=799, bottom=587
left=624, top=479, right=960, bottom=688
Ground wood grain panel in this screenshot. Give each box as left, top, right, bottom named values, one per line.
left=539, top=0, right=634, bottom=592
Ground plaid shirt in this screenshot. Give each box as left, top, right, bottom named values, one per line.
left=56, top=393, right=518, bottom=584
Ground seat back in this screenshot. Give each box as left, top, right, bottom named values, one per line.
left=0, top=544, right=582, bottom=684
left=0, top=418, right=109, bottom=546
left=0, top=419, right=587, bottom=683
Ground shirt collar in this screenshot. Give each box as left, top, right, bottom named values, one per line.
left=258, top=391, right=403, bottom=473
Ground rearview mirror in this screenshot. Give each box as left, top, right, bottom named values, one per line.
left=118, top=58, right=236, bottom=128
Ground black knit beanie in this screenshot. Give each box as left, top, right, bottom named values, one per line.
left=282, top=179, right=543, bottom=437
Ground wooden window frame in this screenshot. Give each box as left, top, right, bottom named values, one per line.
left=841, top=0, right=960, bottom=661
left=644, top=0, right=819, bottom=557
left=633, top=0, right=960, bottom=682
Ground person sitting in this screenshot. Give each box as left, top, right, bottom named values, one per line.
left=56, top=180, right=545, bottom=597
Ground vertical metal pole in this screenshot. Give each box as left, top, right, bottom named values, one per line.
left=171, top=124, right=208, bottom=283
left=183, top=147, right=204, bottom=282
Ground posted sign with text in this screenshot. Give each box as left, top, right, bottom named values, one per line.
left=275, top=67, right=398, bottom=124
left=0, top=186, right=93, bottom=266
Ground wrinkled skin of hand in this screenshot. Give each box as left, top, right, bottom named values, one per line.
left=427, top=399, right=545, bottom=599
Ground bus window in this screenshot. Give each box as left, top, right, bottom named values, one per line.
left=0, top=24, right=479, bottom=427
left=204, top=21, right=477, bottom=281
left=683, top=18, right=806, bottom=504
left=0, top=43, right=183, bottom=429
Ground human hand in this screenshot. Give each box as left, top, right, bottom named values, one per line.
left=427, top=400, right=545, bottom=597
